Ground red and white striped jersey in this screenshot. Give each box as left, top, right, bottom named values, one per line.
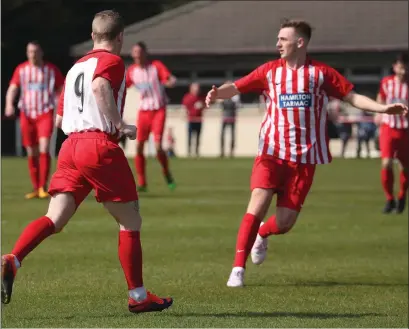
left=57, top=49, right=126, bottom=136
left=378, top=75, right=409, bottom=129
left=126, top=60, right=171, bottom=111
left=10, top=61, right=64, bottom=119
left=234, top=58, right=354, bottom=164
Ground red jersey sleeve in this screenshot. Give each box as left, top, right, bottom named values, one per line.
left=10, top=64, right=22, bottom=86
left=125, top=65, right=134, bottom=88
left=152, top=60, right=171, bottom=83
left=93, top=54, right=125, bottom=90
left=57, top=83, right=65, bottom=116
left=182, top=94, right=189, bottom=107
left=378, top=77, right=388, bottom=102
left=323, top=66, right=354, bottom=99
left=234, top=64, right=268, bottom=94
left=53, top=65, right=65, bottom=90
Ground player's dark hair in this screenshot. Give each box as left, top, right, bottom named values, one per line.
left=135, top=41, right=147, bottom=52
left=92, top=10, right=124, bottom=42
left=280, top=19, right=312, bottom=41
left=394, top=52, right=408, bottom=65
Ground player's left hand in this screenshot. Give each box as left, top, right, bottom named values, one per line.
left=382, top=103, right=408, bottom=115
left=205, top=85, right=218, bottom=108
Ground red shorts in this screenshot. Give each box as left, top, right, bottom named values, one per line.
left=379, top=125, right=409, bottom=167
left=250, top=155, right=316, bottom=212
left=137, top=108, right=166, bottom=143
left=20, top=111, right=54, bottom=147
left=48, top=131, right=138, bottom=207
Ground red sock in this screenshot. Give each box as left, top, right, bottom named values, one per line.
left=156, top=150, right=170, bottom=177
left=135, top=154, right=146, bottom=186
left=398, top=170, right=408, bottom=200
left=118, top=230, right=143, bottom=289
left=11, top=216, right=55, bottom=264
left=233, top=213, right=261, bottom=268
left=28, top=156, right=39, bottom=190
left=381, top=168, right=394, bottom=201
left=258, top=215, right=288, bottom=238
left=39, top=153, right=51, bottom=188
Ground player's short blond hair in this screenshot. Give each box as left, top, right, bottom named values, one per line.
left=92, top=10, right=124, bottom=42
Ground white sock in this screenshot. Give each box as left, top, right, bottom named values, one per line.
left=129, top=286, right=147, bottom=302
left=13, top=255, right=21, bottom=269
left=232, top=266, right=244, bottom=273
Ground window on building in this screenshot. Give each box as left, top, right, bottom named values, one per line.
left=351, top=67, right=382, bottom=76
left=352, top=83, right=380, bottom=99
left=196, top=70, right=226, bottom=78
left=173, top=70, right=192, bottom=79
left=166, top=86, right=189, bottom=105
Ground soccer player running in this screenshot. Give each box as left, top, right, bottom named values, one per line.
left=374, top=53, right=409, bottom=214
left=5, top=41, right=64, bottom=199
left=1, top=10, right=173, bottom=313
left=205, top=20, right=408, bottom=287
left=126, top=42, right=177, bottom=192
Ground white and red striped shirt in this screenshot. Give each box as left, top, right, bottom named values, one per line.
left=57, top=49, right=126, bottom=136
left=126, top=60, right=171, bottom=111
left=10, top=61, right=64, bottom=119
left=378, top=75, right=409, bottom=129
left=235, top=58, right=354, bottom=164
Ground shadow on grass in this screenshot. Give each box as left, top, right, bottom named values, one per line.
left=248, top=281, right=408, bottom=288
left=166, top=311, right=385, bottom=319
left=14, top=311, right=385, bottom=321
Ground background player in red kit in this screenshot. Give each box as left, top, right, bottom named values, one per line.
left=182, top=82, right=206, bottom=157
left=375, top=53, right=409, bottom=214
left=5, top=41, right=64, bottom=199
left=126, top=42, right=177, bottom=192
left=206, top=20, right=408, bottom=288
left=1, top=10, right=173, bottom=313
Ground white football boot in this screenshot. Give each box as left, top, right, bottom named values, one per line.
left=226, top=267, right=245, bottom=287
left=251, top=223, right=268, bottom=265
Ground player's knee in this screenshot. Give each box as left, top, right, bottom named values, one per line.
left=45, top=193, right=76, bottom=232
left=136, top=142, right=144, bottom=155
left=382, top=158, right=393, bottom=169
left=39, top=138, right=50, bottom=153
left=26, top=146, right=39, bottom=157
left=104, top=200, right=142, bottom=231
left=276, top=207, right=299, bottom=233
left=247, top=188, right=273, bottom=219
left=154, top=142, right=163, bottom=152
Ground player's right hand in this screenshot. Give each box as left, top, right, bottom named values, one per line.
left=120, top=124, right=137, bottom=140
left=205, top=85, right=218, bottom=108
left=4, top=104, right=15, bottom=118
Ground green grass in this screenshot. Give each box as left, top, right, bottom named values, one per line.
left=1, top=157, right=408, bottom=328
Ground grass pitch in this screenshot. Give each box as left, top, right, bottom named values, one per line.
left=1, top=157, right=408, bottom=328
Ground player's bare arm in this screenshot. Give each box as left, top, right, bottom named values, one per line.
left=5, top=84, right=19, bottom=117
left=163, top=75, right=177, bottom=88
left=205, top=83, right=240, bottom=107
left=55, top=114, right=63, bottom=128
left=373, top=93, right=386, bottom=125
left=343, top=91, right=408, bottom=115
left=92, top=77, right=136, bottom=140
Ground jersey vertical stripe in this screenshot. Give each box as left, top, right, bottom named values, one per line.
left=12, top=62, right=62, bottom=119
left=380, top=76, right=408, bottom=129
left=257, top=61, right=337, bottom=164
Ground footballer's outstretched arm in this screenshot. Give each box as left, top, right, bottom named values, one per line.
left=205, top=83, right=240, bottom=107
left=343, top=91, right=408, bottom=115
left=92, top=77, right=124, bottom=129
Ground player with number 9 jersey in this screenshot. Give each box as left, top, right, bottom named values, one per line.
left=48, top=49, right=136, bottom=206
